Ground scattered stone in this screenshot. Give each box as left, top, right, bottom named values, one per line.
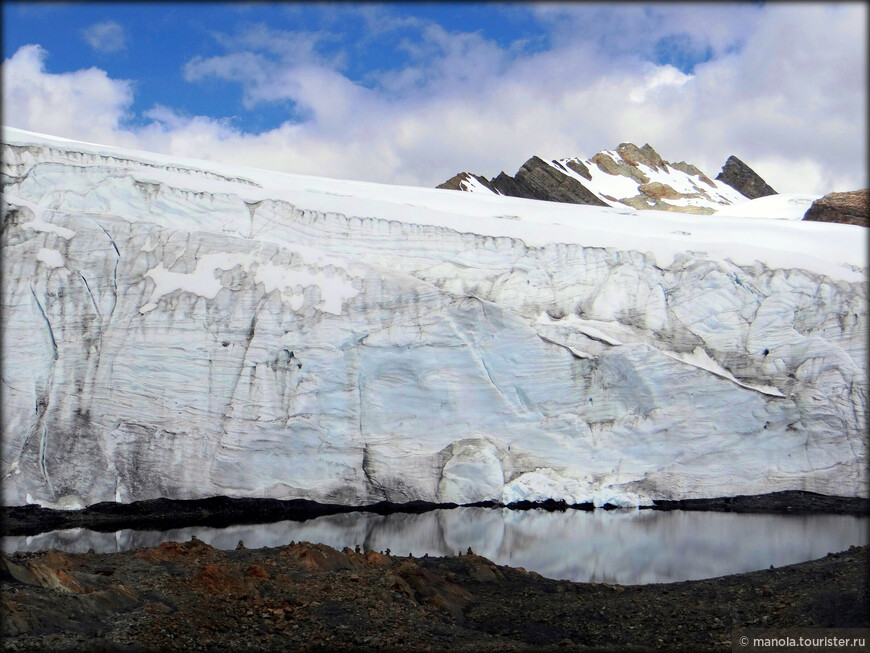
left=2, top=542, right=864, bottom=651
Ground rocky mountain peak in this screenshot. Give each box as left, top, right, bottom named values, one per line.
left=436, top=172, right=496, bottom=194
left=715, top=155, right=777, bottom=199
left=616, top=143, right=667, bottom=172
left=436, top=145, right=754, bottom=214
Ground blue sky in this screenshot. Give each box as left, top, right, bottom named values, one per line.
left=3, top=2, right=866, bottom=193
left=4, top=3, right=553, bottom=133
left=3, top=3, right=557, bottom=133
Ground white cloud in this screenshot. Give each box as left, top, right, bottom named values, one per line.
left=528, top=3, right=761, bottom=62
left=3, top=4, right=866, bottom=195
left=82, top=21, right=126, bottom=53
left=1, top=44, right=136, bottom=145
left=628, top=65, right=693, bottom=104
left=209, top=23, right=340, bottom=67
left=183, top=25, right=353, bottom=116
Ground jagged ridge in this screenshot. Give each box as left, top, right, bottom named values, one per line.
left=437, top=143, right=775, bottom=214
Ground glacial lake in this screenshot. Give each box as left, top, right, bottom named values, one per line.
left=3, top=508, right=866, bottom=585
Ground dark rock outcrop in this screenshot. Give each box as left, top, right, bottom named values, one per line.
left=802, top=189, right=868, bottom=227
left=436, top=145, right=777, bottom=212
left=441, top=156, right=609, bottom=207
left=563, top=159, right=592, bottom=181
left=500, top=156, right=610, bottom=206
left=489, top=171, right=532, bottom=199
left=436, top=172, right=496, bottom=193
left=715, top=155, right=777, bottom=199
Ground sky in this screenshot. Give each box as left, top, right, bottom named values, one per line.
left=2, top=2, right=867, bottom=194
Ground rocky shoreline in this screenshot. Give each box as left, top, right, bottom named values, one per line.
left=2, top=536, right=867, bottom=652
left=3, top=490, right=867, bottom=538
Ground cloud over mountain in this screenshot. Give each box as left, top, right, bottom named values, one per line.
left=2, top=4, right=865, bottom=194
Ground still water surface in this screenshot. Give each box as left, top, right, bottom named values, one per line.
left=4, top=508, right=866, bottom=585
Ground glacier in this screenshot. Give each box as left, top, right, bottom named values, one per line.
left=2, top=127, right=866, bottom=509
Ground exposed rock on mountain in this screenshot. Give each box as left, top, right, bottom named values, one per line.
left=436, top=172, right=496, bottom=194
left=437, top=159, right=609, bottom=207
left=802, top=189, right=868, bottom=227
left=615, top=142, right=667, bottom=171
left=437, top=144, right=750, bottom=214
left=715, top=155, right=778, bottom=199
left=638, top=182, right=682, bottom=200
left=493, top=156, right=610, bottom=206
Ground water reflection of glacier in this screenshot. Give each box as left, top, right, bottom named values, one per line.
left=3, top=508, right=866, bottom=584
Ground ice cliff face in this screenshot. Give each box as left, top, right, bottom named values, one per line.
left=2, top=127, right=867, bottom=509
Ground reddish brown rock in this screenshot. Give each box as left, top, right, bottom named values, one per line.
left=395, top=559, right=473, bottom=622
left=591, top=152, right=650, bottom=184
left=285, top=541, right=362, bottom=572
left=246, top=564, right=270, bottom=579
left=802, top=189, right=868, bottom=227
left=135, top=537, right=215, bottom=562
left=616, top=143, right=668, bottom=173
left=638, top=181, right=682, bottom=200
left=1, top=542, right=866, bottom=650
left=363, top=550, right=394, bottom=567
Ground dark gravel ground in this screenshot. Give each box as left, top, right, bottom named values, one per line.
left=2, top=538, right=867, bottom=652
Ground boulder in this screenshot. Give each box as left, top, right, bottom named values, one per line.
left=802, top=189, right=868, bottom=227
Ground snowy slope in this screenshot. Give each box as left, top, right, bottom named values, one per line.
left=2, top=126, right=866, bottom=509
left=713, top=193, right=822, bottom=220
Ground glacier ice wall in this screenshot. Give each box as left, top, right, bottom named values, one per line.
left=1, top=136, right=866, bottom=508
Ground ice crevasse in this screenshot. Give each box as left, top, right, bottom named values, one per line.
left=1, top=126, right=866, bottom=509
